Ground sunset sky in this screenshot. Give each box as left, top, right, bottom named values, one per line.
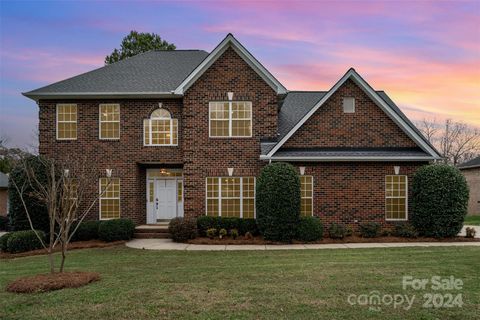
left=0, top=0, right=479, bottom=148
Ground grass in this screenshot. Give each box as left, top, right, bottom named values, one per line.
left=465, top=216, right=480, bottom=226
left=1, top=246, right=479, bottom=319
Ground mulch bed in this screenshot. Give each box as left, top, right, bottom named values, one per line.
left=188, top=235, right=480, bottom=245
left=0, top=240, right=125, bottom=259
left=6, top=271, right=100, bottom=293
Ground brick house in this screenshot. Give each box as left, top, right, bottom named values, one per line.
left=23, top=34, right=441, bottom=228
left=458, top=156, right=480, bottom=216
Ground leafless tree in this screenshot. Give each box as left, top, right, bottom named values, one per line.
left=418, top=118, right=480, bottom=165
left=10, top=156, right=112, bottom=273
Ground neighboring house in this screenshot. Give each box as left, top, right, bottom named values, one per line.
left=0, top=172, right=8, bottom=217
left=458, top=156, right=480, bottom=216
left=23, top=34, right=441, bottom=228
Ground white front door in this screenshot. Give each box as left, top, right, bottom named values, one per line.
left=156, top=179, right=177, bottom=220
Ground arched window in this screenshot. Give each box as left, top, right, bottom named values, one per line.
left=144, top=108, right=178, bottom=146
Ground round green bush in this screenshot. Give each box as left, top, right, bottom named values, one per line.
left=6, top=230, right=46, bottom=253
left=256, top=162, right=301, bottom=242
left=0, top=232, right=13, bottom=252
left=359, top=222, right=381, bottom=238
left=168, top=217, right=197, bottom=242
left=8, top=156, right=50, bottom=233
left=98, top=219, right=135, bottom=242
left=295, top=217, right=323, bottom=242
left=328, top=223, right=346, bottom=239
left=411, top=164, right=469, bottom=238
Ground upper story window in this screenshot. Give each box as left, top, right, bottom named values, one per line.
left=99, top=104, right=120, bottom=139
left=209, top=101, right=252, bottom=137
left=342, top=97, right=355, bottom=113
left=143, top=108, right=178, bottom=146
left=56, top=104, right=77, bottom=140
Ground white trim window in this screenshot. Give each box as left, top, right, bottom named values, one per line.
left=99, top=178, right=120, bottom=220
left=385, top=175, right=408, bottom=221
left=99, top=104, right=120, bottom=139
left=144, top=108, right=178, bottom=146
left=342, top=97, right=355, bottom=113
left=209, top=101, right=252, bottom=137
left=300, top=176, right=313, bottom=216
left=206, top=177, right=255, bottom=218
left=56, top=104, right=77, bottom=140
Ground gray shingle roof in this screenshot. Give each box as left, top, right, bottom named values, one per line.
left=271, top=147, right=430, bottom=158
left=269, top=90, right=439, bottom=157
left=458, top=156, right=480, bottom=169
left=23, top=50, right=209, bottom=98
left=0, top=172, right=8, bottom=188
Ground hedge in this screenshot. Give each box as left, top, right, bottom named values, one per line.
left=328, top=223, right=346, bottom=239
left=98, top=219, right=135, bottom=242
left=256, top=162, right=301, bottom=242
left=0, top=216, right=8, bottom=231
left=6, top=230, right=45, bottom=253
left=295, top=216, right=323, bottom=242
left=71, top=220, right=101, bottom=242
left=0, top=232, right=13, bottom=252
left=169, top=217, right=197, bottom=242
left=8, top=156, right=49, bottom=233
left=411, top=164, right=469, bottom=238
left=196, top=216, right=258, bottom=237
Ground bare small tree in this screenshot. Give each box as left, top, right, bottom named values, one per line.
left=11, top=156, right=111, bottom=273
left=417, top=118, right=480, bottom=165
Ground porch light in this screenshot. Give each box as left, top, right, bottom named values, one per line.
left=227, top=92, right=234, bottom=101
left=394, top=166, right=400, bottom=175
left=106, top=169, right=113, bottom=178
left=228, top=168, right=234, bottom=176
left=64, top=169, right=70, bottom=177
left=299, top=166, right=306, bottom=176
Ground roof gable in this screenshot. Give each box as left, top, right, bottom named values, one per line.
left=174, top=34, right=287, bottom=95
left=264, top=68, right=442, bottom=159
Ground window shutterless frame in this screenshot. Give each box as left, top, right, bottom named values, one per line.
left=205, top=177, right=256, bottom=218
left=300, top=175, right=314, bottom=216
left=143, top=109, right=178, bottom=146
left=56, top=104, right=78, bottom=140
left=98, top=103, right=120, bottom=140
left=99, top=178, right=121, bottom=220
left=385, top=175, right=408, bottom=221
left=208, top=101, right=252, bottom=138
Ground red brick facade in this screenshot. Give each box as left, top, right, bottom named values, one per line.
left=37, top=45, right=428, bottom=227
left=283, top=79, right=417, bottom=149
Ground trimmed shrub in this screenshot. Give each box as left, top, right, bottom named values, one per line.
left=0, top=232, right=13, bottom=252
left=465, top=227, right=476, bottom=238
left=0, top=216, right=8, bottom=231
left=206, top=228, right=217, bottom=239
left=359, top=222, right=381, bottom=238
left=8, top=156, right=50, bottom=233
left=98, top=219, right=135, bottom=242
left=328, top=223, right=346, bottom=239
left=345, top=225, right=354, bottom=237
left=196, top=216, right=258, bottom=236
left=295, top=216, right=323, bottom=242
left=256, top=162, right=301, bottom=242
left=168, top=217, right=197, bottom=243
left=6, top=230, right=45, bottom=253
left=218, top=228, right=227, bottom=239
left=411, top=164, right=469, bottom=238
left=244, top=231, right=253, bottom=240
left=392, top=224, right=418, bottom=238
left=230, top=229, right=239, bottom=239
left=71, top=220, right=101, bottom=242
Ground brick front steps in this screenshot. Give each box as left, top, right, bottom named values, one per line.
left=134, top=224, right=170, bottom=239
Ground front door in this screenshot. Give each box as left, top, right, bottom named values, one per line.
left=155, top=179, right=177, bottom=220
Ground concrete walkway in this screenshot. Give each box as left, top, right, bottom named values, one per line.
left=126, top=238, right=480, bottom=251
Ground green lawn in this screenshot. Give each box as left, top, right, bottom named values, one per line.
left=1, top=246, right=479, bottom=320
left=465, top=216, right=480, bottom=226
